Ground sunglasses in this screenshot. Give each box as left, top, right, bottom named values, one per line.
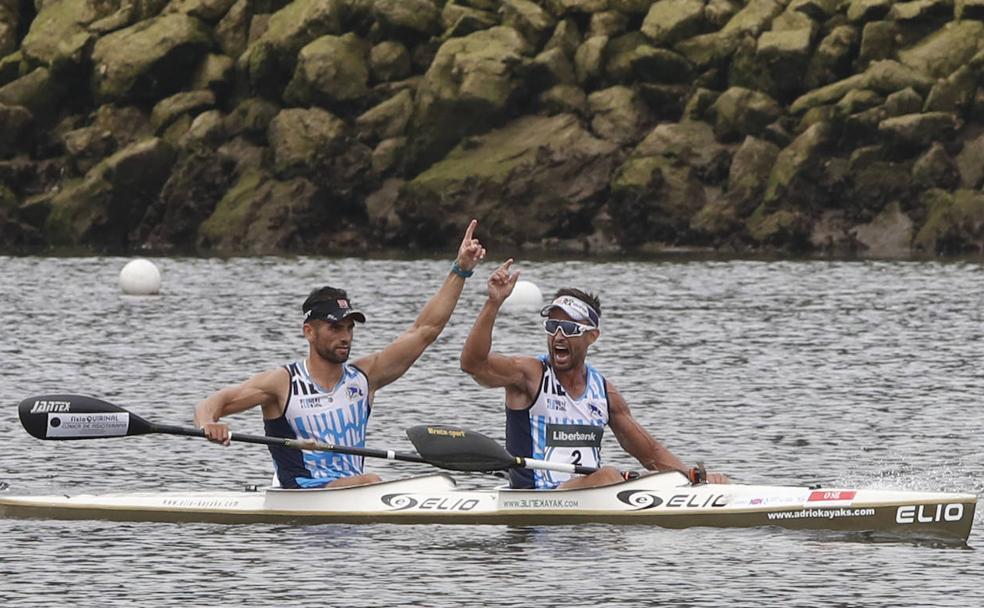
left=543, top=319, right=596, bottom=337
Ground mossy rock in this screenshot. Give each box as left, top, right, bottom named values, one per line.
left=897, top=21, right=984, bottom=80
left=45, top=138, right=176, bottom=247
left=913, top=189, right=984, bottom=253
left=640, top=0, right=707, bottom=47
left=91, top=14, right=213, bottom=103
left=284, top=33, right=370, bottom=108
left=197, top=169, right=327, bottom=253
left=710, top=86, right=782, bottom=142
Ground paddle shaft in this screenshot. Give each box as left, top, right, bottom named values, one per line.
left=152, top=423, right=428, bottom=464
left=516, top=455, right=599, bottom=476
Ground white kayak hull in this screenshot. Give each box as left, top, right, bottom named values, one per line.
left=0, top=472, right=975, bottom=542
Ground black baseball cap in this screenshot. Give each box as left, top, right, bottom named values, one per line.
left=303, top=297, right=366, bottom=324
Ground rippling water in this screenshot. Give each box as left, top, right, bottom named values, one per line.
left=1, top=256, right=981, bottom=607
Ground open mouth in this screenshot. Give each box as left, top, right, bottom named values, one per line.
left=552, top=342, right=571, bottom=365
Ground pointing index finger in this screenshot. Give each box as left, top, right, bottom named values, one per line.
left=463, top=219, right=477, bottom=243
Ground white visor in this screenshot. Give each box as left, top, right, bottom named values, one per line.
left=539, top=296, right=600, bottom=328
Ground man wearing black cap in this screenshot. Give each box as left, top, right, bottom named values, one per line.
left=460, top=259, right=727, bottom=489
left=194, top=220, right=485, bottom=489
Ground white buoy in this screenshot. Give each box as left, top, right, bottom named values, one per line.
left=119, top=258, right=161, bottom=295
left=501, top=280, right=543, bottom=312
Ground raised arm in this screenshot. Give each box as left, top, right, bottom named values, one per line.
left=607, top=382, right=729, bottom=483
left=356, top=219, right=485, bottom=392
left=460, top=259, right=542, bottom=407
left=193, top=367, right=289, bottom=444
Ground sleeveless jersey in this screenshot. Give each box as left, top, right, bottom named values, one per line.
left=264, top=360, right=371, bottom=488
left=506, top=355, right=610, bottom=489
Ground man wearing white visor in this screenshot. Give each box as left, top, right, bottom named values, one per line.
left=461, top=259, right=727, bottom=489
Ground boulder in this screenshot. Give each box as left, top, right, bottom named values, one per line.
left=214, top=0, right=250, bottom=58
left=406, top=26, right=531, bottom=172
left=923, top=65, right=978, bottom=113
left=150, top=90, right=215, bottom=134
left=888, top=0, right=952, bottom=22
left=850, top=201, right=914, bottom=257
left=137, top=148, right=236, bottom=249
left=883, top=87, right=923, bottom=116
left=164, top=0, right=237, bottom=22
left=284, top=33, right=370, bottom=109
left=634, top=120, right=732, bottom=183
left=441, top=3, right=499, bottom=37
left=846, top=0, right=892, bottom=22
left=608, top=155, right=708, bottom=246
left=705, top=0, right=741, bottom=27
left=544, top=18, right=582, bottom=56
left=20, top=0, right=117, bottom=69
left=501, top=0, right=556, bottom=47
left=913, top=189, right=984, bottom=254
left=373, top=0, right=441, bottom=38
left=0, top=0, right=17, bottom=57
left=858, top=21, right=898, bottom=64
left=45, top=138, right=176, bottom=247
left=0, top=67, right=61, bottom=119
left=956, top=0, right=984, bottom=18
left=574, top=35, right=608, bottom=86
left=674, top=31, right=743, bottom=69
left=589, top=10, right=628, bottom=37
left=355, top=89, right=414, bottom=142
left=897, top=21, right=984, bottom=80
left=268, top=107, right=348, bottom=177
left=862, top=59, right=933, bottom=96
left=912, top=142, right=959, bottom=190
left=537, top=83, right=588, bottom=115
left=764, top=121, right=832, bottom=204
left=401, top=113, right=620, bottom=249
left=191, top=53, right=234, bottom=96
left=91, top=14, right=213, bottom=103
left=587, top=85, right=652, bottom=145
left=640, top=0, right=706, bottom=46
left=721, top=0, right=785, bottom=38
left=239, top=0, right=347, bottom=97
left=370, top=41, right=412, bottom=83
left=527, top=47, right=576, bottom=90
left=789, top=73, right=864, bottom=114
left=178, top=109, right=227, bottom=150
left=709, top=87, right=782, bottom=142
left=543, top=0, right=611, bottom=16
left=63, top=125, right=116, bottom=173
left=197, top=170, right=332, bottom=254
left=877, top=112, right=958, bottom=150
left=725, top=135, right=779, bottom=209
left=955, top=133, right=984, bottom=189
left=0, top=102, right=31, bottom=158
left=225, top=97, right=279, bottom=140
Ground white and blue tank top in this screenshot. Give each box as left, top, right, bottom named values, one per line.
left=506, top=355, right=610, bottom=489
left=265, top=360, right=371, bottom=488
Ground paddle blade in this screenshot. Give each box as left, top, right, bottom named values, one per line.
left=18, top=394, right=154, bottom=440
left=406, top=425, right=517, bottom=472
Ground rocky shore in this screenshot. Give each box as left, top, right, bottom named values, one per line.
left=0, top=0, right=982, bottom=256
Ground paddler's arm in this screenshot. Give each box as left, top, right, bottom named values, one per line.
left=460, top=259, right=541, bottom=406
left=608, top=383, right=688, bottom=472
left=194, top=368, right=288, bottom=445
left=608, top=383, right=730, bottom=484
left=356, top=219, right=485, bottom=391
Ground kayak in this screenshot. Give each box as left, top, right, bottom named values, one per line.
left=0, top=471, right=975, bottom=542
left=8, top=395, right=977, bottom=542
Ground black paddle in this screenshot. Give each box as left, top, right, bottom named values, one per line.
left=18, top=394, right=427, bottom=465
left=406, top=424, right=603, bottom=476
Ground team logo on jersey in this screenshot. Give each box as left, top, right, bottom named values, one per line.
left=588, top=404, right=604, bottom=418
left=347, top=385, right=364, bottom=399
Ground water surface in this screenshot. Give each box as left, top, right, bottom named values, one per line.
left=1, top=257, right=981, bottom=607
